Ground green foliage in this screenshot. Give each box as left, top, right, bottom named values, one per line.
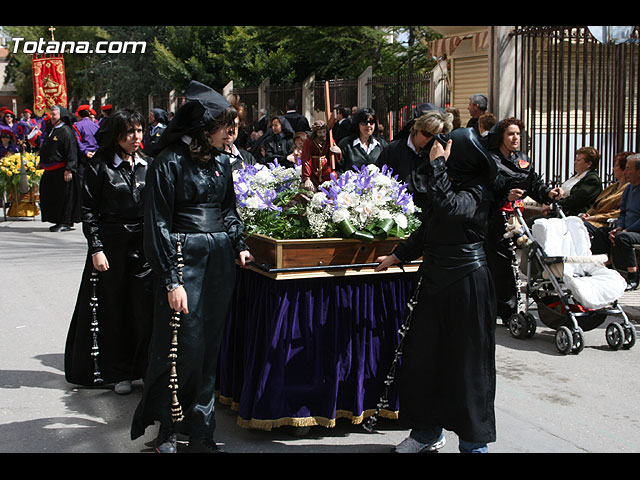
left=2, top=25, right=439, bottom=110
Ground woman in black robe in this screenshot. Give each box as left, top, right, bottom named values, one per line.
left=376, top=125, right=498, bottom=453
left=64, top=110, right=153, bottom=394
left=250, top=115, right=295, bottom=167
left=130, top=80, right=253, bottom=454
left=485, top=118, right=562, bottom=322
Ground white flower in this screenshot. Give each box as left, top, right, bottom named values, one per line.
left=311, top=191, right=328, bottom=208
left=355, top=200, right=376, bottom=222
left=377, top=209, right=392, bottom=220
left=370, top=186, right=391, bottom=204
left=393, top=212, right=408, bottom=229
left=254, top=168, right=274, bottom=185
left=332, top=208, right=350, bottom=223
left=337, top=191, right=357, bottom=208
left=245, top=196, right=262, bottom=210
left=366, top=164, right=380, bottom=175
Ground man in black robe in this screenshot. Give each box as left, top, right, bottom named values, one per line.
left=39, top=105, right=81, bottom=232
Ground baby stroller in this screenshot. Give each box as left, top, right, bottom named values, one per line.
left=503, top=203, right=636, bottom=355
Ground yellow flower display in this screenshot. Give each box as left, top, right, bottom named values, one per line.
left=0, top=152, right=43, bottom=196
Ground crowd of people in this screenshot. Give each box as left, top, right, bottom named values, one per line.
left=4, top=84, right=638, bottom=455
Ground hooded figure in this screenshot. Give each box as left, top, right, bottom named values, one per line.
left=131, top=80, right=252, bottom=454
left=143, top=108, right=169, bottom=155
left=250, top=114, right=295, bottom=166
left=38, top=105, right=81, bottom=231
left=378, top=126, right=499, bottom=453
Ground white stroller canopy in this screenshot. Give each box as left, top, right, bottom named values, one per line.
left=531, top=216, right=627, bottom=310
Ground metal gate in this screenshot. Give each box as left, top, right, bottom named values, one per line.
left=511, top=26, right=640, bottom=186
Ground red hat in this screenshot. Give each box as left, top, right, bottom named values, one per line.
left=75, top=104, right=90, bottom=114
left=24, top=108, right=33, bottom=114
left=3, top=109, right=15, bottom=116
left=90, top=109, right=96, bottom=116
left=101, top=104, right=113, bottom=111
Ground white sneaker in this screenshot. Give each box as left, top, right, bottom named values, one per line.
left=114, top=380, right=132, bottom=395
left=393, top=434, right=446, bottom=453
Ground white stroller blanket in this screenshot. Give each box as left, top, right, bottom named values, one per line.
left=531, top=216, right=627, bottom=309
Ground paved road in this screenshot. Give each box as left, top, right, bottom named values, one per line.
left=1, top=216, right=639, bottom=453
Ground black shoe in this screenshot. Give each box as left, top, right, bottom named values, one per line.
left=625, top=272, right=639, bottom=291
left=154, top=432, right=177, bottom=453
left=187, top=438, right=225, bottom=453
left=49, top=224, right=72, bottom=232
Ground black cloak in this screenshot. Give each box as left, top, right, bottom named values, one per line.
left=391, top=126, right=498, bottom=444
left=131, top=80, right=247, bottom=443
left=39, top=105, right=81, bottom=226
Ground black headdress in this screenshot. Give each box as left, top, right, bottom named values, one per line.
left=441, top=127, right=496, bottom=188
left=52, top=105, right=74, bottom=127
left=150, top=80, right=232, bottom=155
left=151, top=108, right=169, bottom=125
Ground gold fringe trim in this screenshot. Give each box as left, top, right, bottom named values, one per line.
left=216, top=394, right=399, bottom=430
left=236, top=408, right=398, bottom=431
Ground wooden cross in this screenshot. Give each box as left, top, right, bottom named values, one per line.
left=48, top=26, right=55, bottom=42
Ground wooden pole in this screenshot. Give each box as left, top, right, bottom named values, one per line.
left=324, top=81, right=336, bottom=172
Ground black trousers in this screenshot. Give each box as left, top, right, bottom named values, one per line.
left=586, top=221, right=640, bottom=269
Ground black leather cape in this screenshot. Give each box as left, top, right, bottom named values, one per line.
left=64, top=152, right=154, bottom=386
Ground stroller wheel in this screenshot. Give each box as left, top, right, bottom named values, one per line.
left=623, top=324, right=637, bottom=350
left=508, top=313, right=530, bottom=339
left=555, top=326, right=573, bottom=355
left=524, top=313, right=537, bottom=338
left=572, top=327, right=585, bottom=354
left=606, top=322, right=625, bottom=351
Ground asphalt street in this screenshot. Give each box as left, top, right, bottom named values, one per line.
left=1, top=216, right=639, bottom=454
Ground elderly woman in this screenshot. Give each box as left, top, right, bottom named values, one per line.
left=583, top=151, right=633, bottom=261
left=65, top=110, right=153, bottom=395
left=549, top=146, right=603, bottom=217
left=581, top=151, right=633, bottom=229
left=337, top=107, right=387, bottom=173
left=131, top=80, right=253, bottom=453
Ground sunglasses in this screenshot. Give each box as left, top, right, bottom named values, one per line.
left=360, top=118, right=376, bottom=126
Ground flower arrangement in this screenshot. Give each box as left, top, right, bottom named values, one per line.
left=0, top=152, right=43, bottom=196
left=306, top=164, right=419, bottom=240
left=233, top=160, right=420, bottom=241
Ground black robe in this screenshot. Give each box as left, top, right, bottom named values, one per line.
left=392, top=128, right=497, bottom=444
left=131, top=139, right=248, bottom=441
left=374, top=136, right=422, bottom=187
left=39, top=120, right=81, bottom=225
left=64, top=153, right=154, bottom=386
left=250, top=116, right=295, bottom=167
left=486, top=149, right=553, bottom=320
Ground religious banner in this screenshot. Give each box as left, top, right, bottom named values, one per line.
left=32, top=53, right=68, bottom=116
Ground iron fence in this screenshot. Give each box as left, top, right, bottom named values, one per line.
left=512, top=26, right=640, bottom=186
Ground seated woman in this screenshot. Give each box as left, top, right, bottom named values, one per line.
left=582, top=151, right=633, bottom=229
left=548, top=146, right=603, bottom=217
left=251, top=115, right=295, bottom=167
